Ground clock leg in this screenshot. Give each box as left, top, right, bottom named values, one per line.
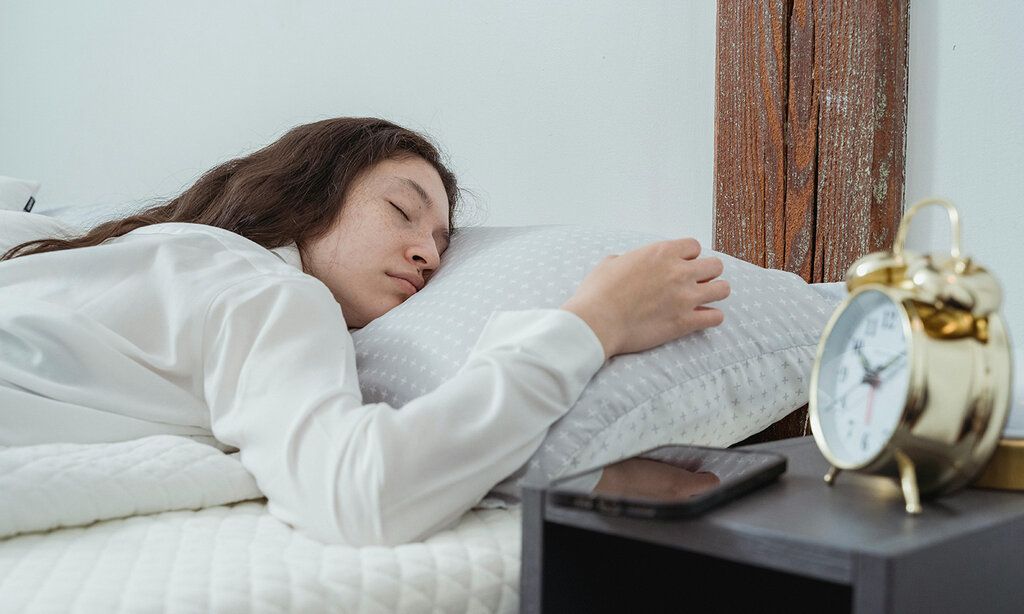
left=894, top=449, right=923, bottom=514
left=823, top=465, right=841, bottom=485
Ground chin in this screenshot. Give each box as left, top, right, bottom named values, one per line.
left=359, top=299, right=404, bottom=326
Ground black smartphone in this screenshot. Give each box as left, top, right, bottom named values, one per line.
left=547, top=444, right=787, bottom=519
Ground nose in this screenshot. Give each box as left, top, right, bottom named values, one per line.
left=406, top=236, right=440, bottom=275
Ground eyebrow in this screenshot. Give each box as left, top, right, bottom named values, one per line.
left=395, top=176, right=451, bottom=250
left=398, top=177, right=434, bottom=209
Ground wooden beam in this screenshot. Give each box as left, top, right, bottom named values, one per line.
left=783, top=0, right=818, bottom=281
left=715, top=0, right=908, bottom=442
left=713, top=0, right=790, bottom=269
left=812, top=0, right=908, bottom=282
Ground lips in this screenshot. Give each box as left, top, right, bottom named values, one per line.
left=388, top=273, right=422, bottom=294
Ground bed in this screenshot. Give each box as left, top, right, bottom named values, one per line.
left=0, top=2, right=909, bottom=612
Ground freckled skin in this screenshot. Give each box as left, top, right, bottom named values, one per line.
left=304, top=157, right=450, bottom=329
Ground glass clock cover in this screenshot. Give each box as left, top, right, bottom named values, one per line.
left=816, top=289, right=912, bottom=467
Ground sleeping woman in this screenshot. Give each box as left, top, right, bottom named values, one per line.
left=0, top=117, right=730, bottom=545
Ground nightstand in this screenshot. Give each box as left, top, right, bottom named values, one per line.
left=520, top=436, right=1024, bottom=613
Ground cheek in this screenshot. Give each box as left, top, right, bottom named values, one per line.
left=349, top=210, right=403, bottom=252
left=320, top=227, right=378, bottom=268
left=311, top=209, right=405, bottom=286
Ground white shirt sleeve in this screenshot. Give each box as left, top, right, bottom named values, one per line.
left=202, top=275, right=605, bottom=546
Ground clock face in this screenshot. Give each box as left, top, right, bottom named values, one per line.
left=814, top=289, right=912, bottom=467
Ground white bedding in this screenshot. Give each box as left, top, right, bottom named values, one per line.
left=0, top=228, right=848, bottom=613
left=0, top=437, right=521, bottom=613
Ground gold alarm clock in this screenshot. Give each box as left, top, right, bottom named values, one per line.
left=808, top=198, right=1013, bottom=514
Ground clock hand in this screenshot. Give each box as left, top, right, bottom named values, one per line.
left=864, top=380, right=878, bottom=424
left=822, top=378, right=870, bottom=414
left=819, top=348, right=888, bottom=414
left=855, top=345, right=874, bottom=375
left=862, top=355, right=907, bottom=405
left=875, top=352, right=906, bottom=377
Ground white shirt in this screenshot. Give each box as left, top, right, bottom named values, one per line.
left=0, top=222, right=605, bottom=545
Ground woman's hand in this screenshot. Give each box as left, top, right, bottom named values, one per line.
left=561, top=238, right=730, bottom=359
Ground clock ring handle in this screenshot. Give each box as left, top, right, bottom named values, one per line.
left=893, top=197, right=964, bottom=271
left=892, top=198, right=1002, bottom=317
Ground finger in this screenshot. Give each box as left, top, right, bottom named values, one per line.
left=692, top=306, right=725, bottom=328
left=666, top=237, right=701, bottom=260
left=697, top=279, right=731, bottom=303
left=691, top=256, right=724, bottom=282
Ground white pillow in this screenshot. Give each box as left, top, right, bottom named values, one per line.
left=0, top=210, right=76, bottom=256
left=38, top=201, right=148, bottom=230
left=0, top=176, right=41, bottom=212
left=810, top=281, right=847, bottom=304
left=2, top=213, right=838, bottom=499
left=350, top=225, right=836, bottom=497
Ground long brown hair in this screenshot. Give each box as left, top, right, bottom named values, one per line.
left=1, top=117, right=460, bottom=265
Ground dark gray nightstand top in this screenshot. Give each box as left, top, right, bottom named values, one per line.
left=533, top=436, right=1024, bottom=584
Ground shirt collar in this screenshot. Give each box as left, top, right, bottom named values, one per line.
left=270, top=243, right=303, bottom=271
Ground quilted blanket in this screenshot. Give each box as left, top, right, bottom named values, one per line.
left=0, top=436, right=521, bottom=613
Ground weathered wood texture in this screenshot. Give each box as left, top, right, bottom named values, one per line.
left=713, top=0, right=789, bottom=271
left=715, top=0, right=908, bottom=442
left=811, top=0, right=908, bottom=282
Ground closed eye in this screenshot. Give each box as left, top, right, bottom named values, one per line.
left=390, top=202, right=410, bottom=221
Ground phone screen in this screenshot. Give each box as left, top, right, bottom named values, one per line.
left=548, top=445, right=786, bottom=517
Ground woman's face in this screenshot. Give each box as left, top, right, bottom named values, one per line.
left=305, top=156, right=451, bottom=328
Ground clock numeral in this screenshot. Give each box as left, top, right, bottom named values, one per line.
left=861, top=433, right=870, bottom=451
left=853, top=339, right=865, bottom=351
left=865, top=318, right=878, bottom=337
left=882, top=310, right=897, bottom=330
left=838, top=366, right=848, bottom=383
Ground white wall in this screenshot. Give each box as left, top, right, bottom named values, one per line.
left=0, top=1, right=717, bottom=242
left=906, top=1, right=1024, bottom=336
left=3, top=1, right=1020, bottom=332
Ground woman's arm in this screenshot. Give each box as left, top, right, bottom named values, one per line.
left=203, top=237, right=729, bottom=546
left=202, top=275, right=604, bottom=546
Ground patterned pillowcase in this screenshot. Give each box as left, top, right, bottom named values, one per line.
left=351, top=225, right=836, bottom=497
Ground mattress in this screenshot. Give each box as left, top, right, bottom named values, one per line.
left=0, top=437, right=521, bottom=613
